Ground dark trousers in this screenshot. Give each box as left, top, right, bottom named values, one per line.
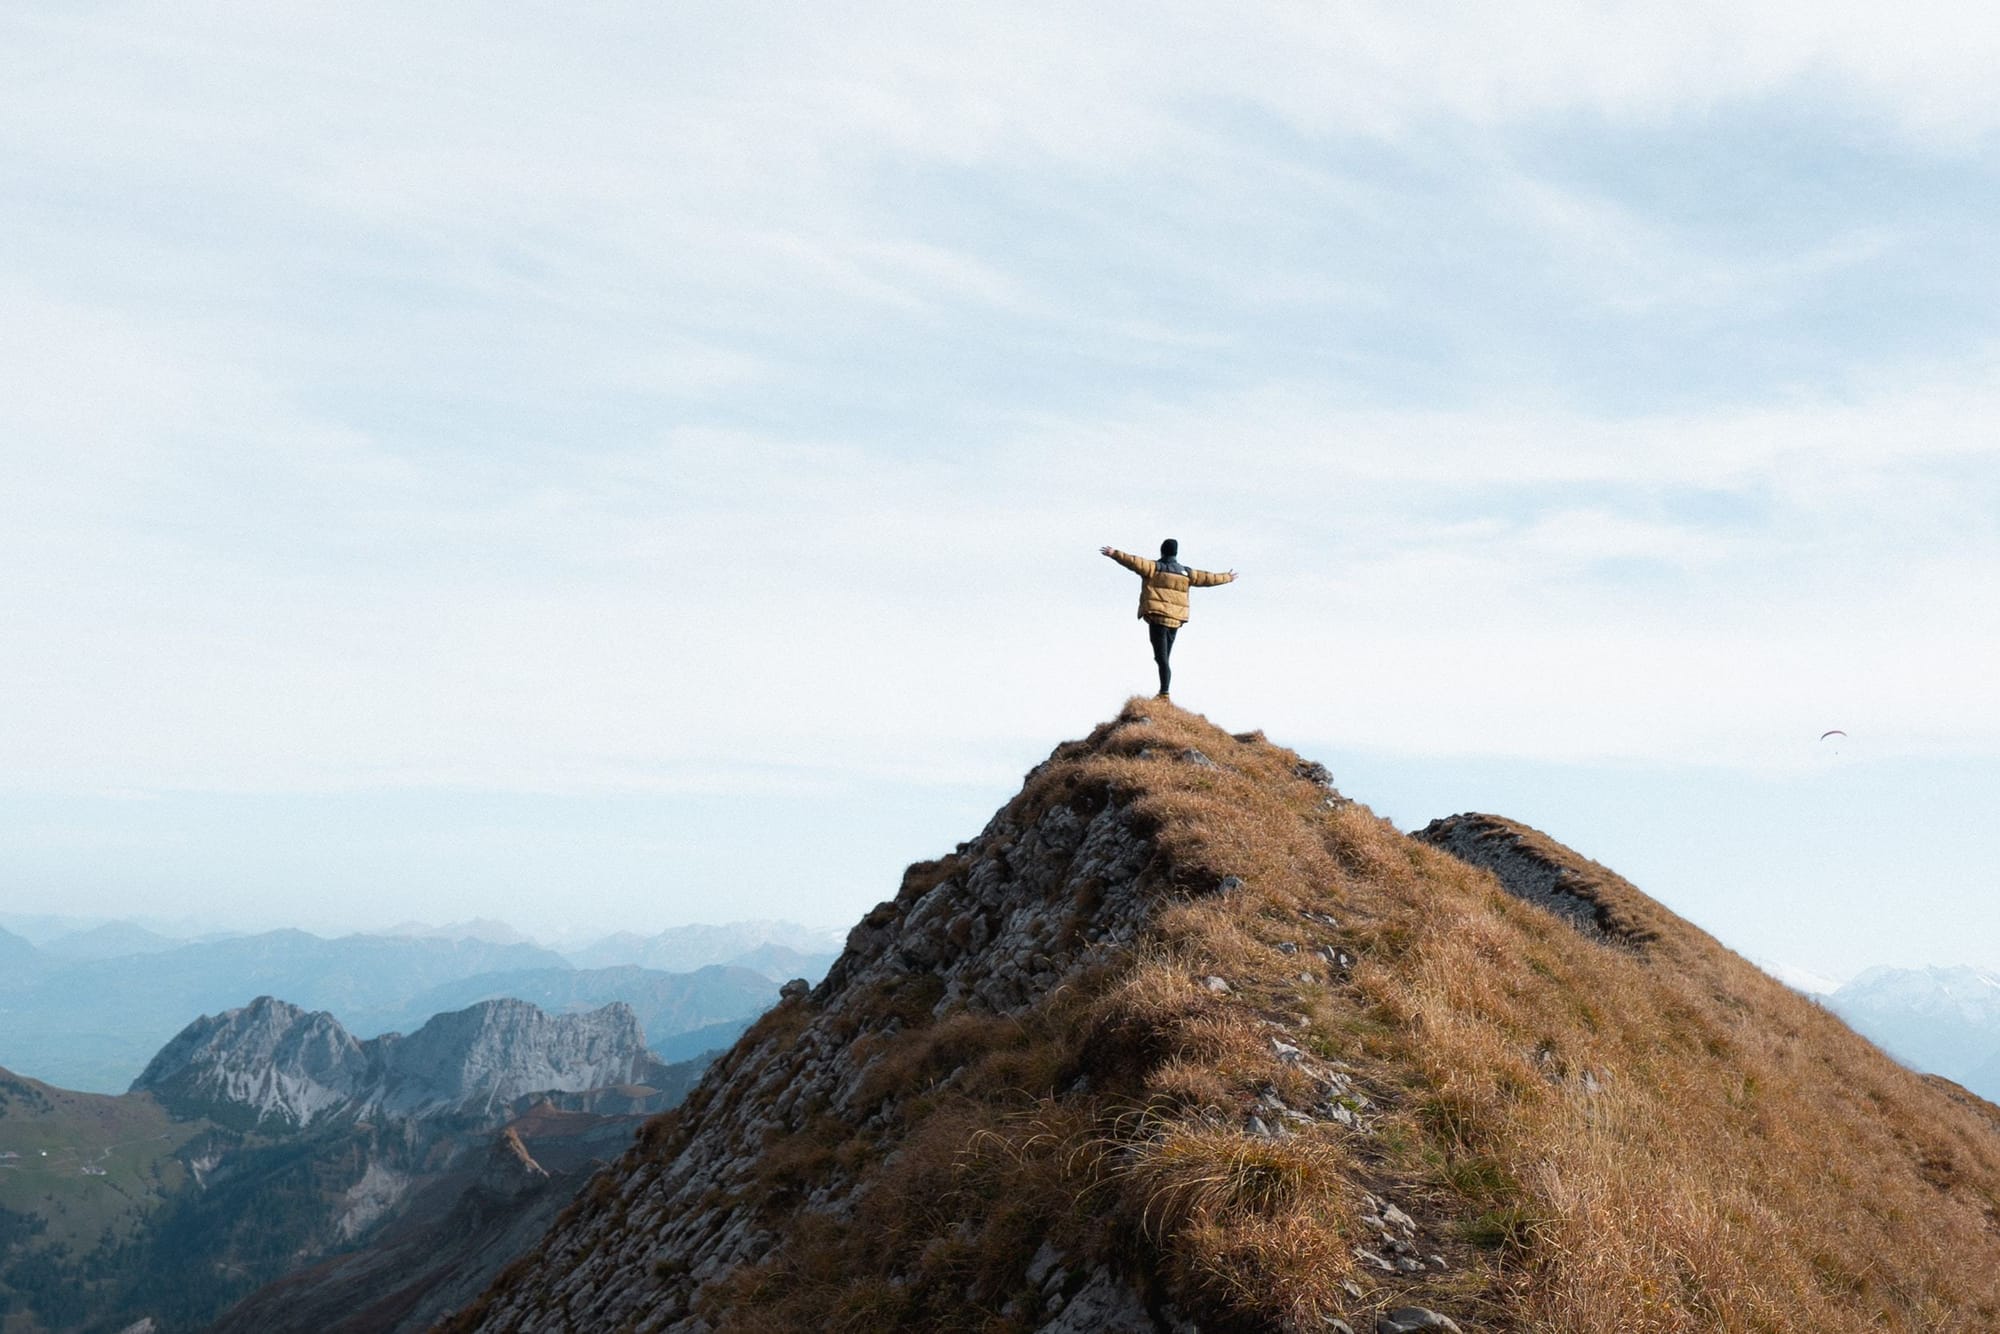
left=1148, top=620, right=1178, bottom=694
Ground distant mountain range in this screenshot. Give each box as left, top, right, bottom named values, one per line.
left=1823, top=965, right=2000, bottom=1100
left=1757, top=958, right=2000, bottom=1101
left=13, top=913, right=1998, bottom=1112
left=378, top=917, right=537, bottom=947
left=0, top=915, right=843, bottom=1329
left=0, top=926, right=35, bottom=969
left=0, top=995, right=707, bottom=1333
left=35, top=921, right=187, bottom=962
left=0, top=919, right=839, bottom=1093
left=564, top=920, right=843, bottom=973
left=135, top=996, right=674, bottom=1129
left=0, top=932, right=570, bottom=1091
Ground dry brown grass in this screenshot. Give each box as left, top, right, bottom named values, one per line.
left=1111, top=1126, right=1356, bottom=1321
left=1102, top=698, right=2000, bottom=1333
left=1363, top=834, right=2000, bottom=1331
left=1038, top=698, right=2000, bottom=1329
left=651, top=697, right=2000, bottom=1332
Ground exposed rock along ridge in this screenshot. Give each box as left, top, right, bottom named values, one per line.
left=1411, top=811, right=1667, bottom=949
left=132, top=994, right=661, bottom=1128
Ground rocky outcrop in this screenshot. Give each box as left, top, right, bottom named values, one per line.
left=373, top=997, right=659, bottom=1120
left=130, top=996, right=369, bottom=1128
left=132, top=996, right=669, bottom=1128
left=479, top=1128, right=551, bottom=1199
left=1415, top=811, right=1666, bottom=948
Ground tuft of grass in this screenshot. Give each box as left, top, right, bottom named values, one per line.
left=1116, top=1125, right=1348, bottom=1238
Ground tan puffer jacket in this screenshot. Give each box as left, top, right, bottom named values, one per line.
left=1105, top=549, right=1234, bottom=628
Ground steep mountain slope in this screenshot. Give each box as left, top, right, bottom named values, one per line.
left=447, top=700, right=2000, bottom=1334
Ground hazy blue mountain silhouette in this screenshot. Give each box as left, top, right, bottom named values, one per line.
left=0, top=931, right=567, bottom=1091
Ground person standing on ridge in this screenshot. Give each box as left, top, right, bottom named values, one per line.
left=1100, top=539, right=1237, bottom=699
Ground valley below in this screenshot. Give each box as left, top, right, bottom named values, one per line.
left=0, top=922, right=835, bottom=1333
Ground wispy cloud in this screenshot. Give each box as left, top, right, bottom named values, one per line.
left=2, top=1, right=1997, bottom=804
left=2, top=363, right=1993, bottom=792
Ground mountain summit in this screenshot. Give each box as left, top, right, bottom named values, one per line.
left=448, top=700, right=2000, bottom=1333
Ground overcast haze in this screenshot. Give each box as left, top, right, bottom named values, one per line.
left=2, top=4, right=1996, bottom=976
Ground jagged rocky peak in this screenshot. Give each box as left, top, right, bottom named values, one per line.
left=446, top=701, right=2000, bottom=1333
left=817, top=750, right=1159, bottom=1017
left=133, top=995, right=661, bottom=1129
left=374, top=997, right=655, bottom=1120
left=132, top=995, right=369, bottom=1129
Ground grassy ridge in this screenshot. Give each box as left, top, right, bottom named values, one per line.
left=598, top=698, right=2000, bottom=1331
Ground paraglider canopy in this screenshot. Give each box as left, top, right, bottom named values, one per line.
left=1820, top=729, right=1847, bottom=741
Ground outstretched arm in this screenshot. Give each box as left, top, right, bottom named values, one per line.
left=1188, top=567, right=1238, bottom=587
left=1101, top=546, right=1153, bottom=577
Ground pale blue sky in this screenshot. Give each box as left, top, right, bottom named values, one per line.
left=2, top=4, right=1996, bottom=976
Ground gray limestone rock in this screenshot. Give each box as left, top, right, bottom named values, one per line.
left=1031, top=1267, right=1159, bottom=1333
left=1413, top=813, right=1647, bottom=949
left=1025, top=1240, right=1065, bottom=1290
left=132, top=995, right=659, bottom=1128
left=1375, top=1307, right=1465, bottom=1334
